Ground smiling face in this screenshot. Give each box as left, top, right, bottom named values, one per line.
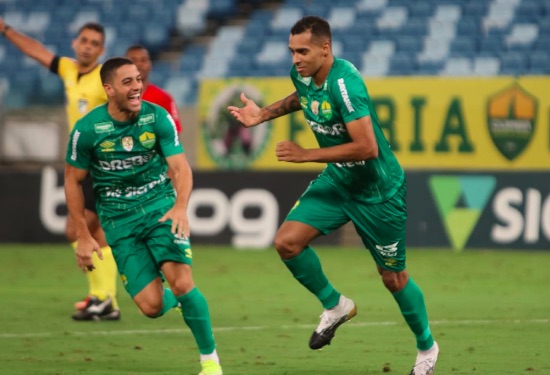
left=104, top=63, right=143, bottom=120
left=72, top=28, right=104, bottom=68
left=288, top=30, right=332, bottom=85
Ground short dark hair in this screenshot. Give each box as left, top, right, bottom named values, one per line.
left=100, top=57, right=134, bottom=84
left=77, top=22, right=105, bottom=44
left=290, top=16, right=331, bottom=42
left=125, top=44, right=148, bottom=54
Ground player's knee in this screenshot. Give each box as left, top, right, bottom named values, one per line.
left=381, top=270, right=408, bottom=293
left=273, top=234, right=301, bottom=259
left=169, top=278, right=194, bottom=297
left=138, top=300, right=163, bottom=318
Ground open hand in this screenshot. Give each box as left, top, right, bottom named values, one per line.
left=227, top=93, right=263, bottom=127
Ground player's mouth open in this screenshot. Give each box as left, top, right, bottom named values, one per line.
left=128, top=93, right=140, bottom=105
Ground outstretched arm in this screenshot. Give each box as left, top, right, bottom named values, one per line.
left=64, top=164, right=102, bottom=272
left=0, top=16, right=55, bottom=68
left=227, top=91, right=301, bottom=127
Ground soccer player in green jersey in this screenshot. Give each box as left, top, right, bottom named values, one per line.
left=228, top=16, right=438, bottom=375
left=64, top=57, right=222, bottom=375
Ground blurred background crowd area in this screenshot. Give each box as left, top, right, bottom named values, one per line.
left=1, top=0, right=549, bottom=110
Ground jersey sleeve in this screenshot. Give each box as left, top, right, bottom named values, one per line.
left=155, top=106, right=184, bottom=157
left=65, top=119, right=94, bottom=170
left=330, top=69, right=371, bottom=124
left=49, top=56, right=61, bottom=74
left=56, top=56, right=76, bottom=81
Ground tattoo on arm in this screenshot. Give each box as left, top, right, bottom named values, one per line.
left=261, top=92, right=301, bottom=121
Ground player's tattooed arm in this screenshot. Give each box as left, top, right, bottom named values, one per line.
left=260, top=91, right=301, bottom=122
left=228, top=91, right=301, bottom=127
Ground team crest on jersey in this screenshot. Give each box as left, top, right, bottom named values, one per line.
left=321, top=101, right=332, bottom=119
left=138, top=114, right=155, bottom=126
left=122, top=136, right=134, bottom=151
left=311, top=100, right=319, bottom=115
left=99, top=140, right=115, bottom=152
left=300, top=96, right=308, bottom=110
left=78, top=99, right=88, bottom=114
left=139, top=131, right=156, bottom=149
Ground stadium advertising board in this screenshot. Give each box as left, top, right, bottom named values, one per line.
left=406, top=171, right=550, bottom=251
left=0, top=167, right=338, bottom=247
left=197, top=76, right=549, bottom=171
left=1, top=168, right=548, bottom=251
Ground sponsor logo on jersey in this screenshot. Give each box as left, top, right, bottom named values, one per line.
left=139, top=132, right=156, bottom=149
left=311, top=100, right=319, bottom=115
left=78, top=98, right=88, bottom=114
left=104, top=173, right=166, bottom=198
left=307, top=120, right=346, bottom=136
left=71, top=130, right=81, bottom=161
left=335, top=160, right=366, bottom=168
left=138, top=113, right=155, bottom=126
left=337, top=78, right=354, bottom=114
left=99, top=154, right=153, bottom=171
left=122, top=136, right=134, bottom=151
left=375, top=242, right=399, bottom=257
left=94, top=122, right=114, bottom=133
left=487, top=83, right=537, bottom=161
left=99, top=141, right=115, bottom=152
left=173, top=234, right=190, bottom=245
left=167, top=114, right=180, bottom=146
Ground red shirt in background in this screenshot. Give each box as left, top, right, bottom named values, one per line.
left=142, top=83, right=182, bottom=133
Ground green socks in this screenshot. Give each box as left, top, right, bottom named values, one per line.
left=154, top=288, right=179, bottom=318
left=176, top=287, right=216, bottom=354
left=283, top=246, right=341, bottom=309
left=392, top=277, right=434, bottom=351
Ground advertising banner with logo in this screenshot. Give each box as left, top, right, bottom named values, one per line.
left=406, top=171, right=550, bottom=251
left=2, top=168, right=548, bottom=251
left=197, top=76, right=549, bottom=170
left=0, top=168, right=338, bottom=247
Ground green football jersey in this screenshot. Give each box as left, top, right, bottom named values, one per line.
left=290, top=58, right=404, bottom=203
left=66, top=101, right=183, bottom=228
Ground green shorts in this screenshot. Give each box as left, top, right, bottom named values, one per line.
left=105, top=209, right=193, bottom=297
left=286, top=174, right=407, bottom=272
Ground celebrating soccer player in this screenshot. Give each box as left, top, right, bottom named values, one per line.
left=228, top=16, right=439, bottom=375
left=65, top=57, right=222, bottom=375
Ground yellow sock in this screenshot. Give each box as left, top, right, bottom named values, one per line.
left=94, top=246, right=120, bottom=310
left=72, top=243, right=119, bottom=310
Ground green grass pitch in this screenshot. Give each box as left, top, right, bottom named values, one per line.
left=0, top=244, right=549, bottom=374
